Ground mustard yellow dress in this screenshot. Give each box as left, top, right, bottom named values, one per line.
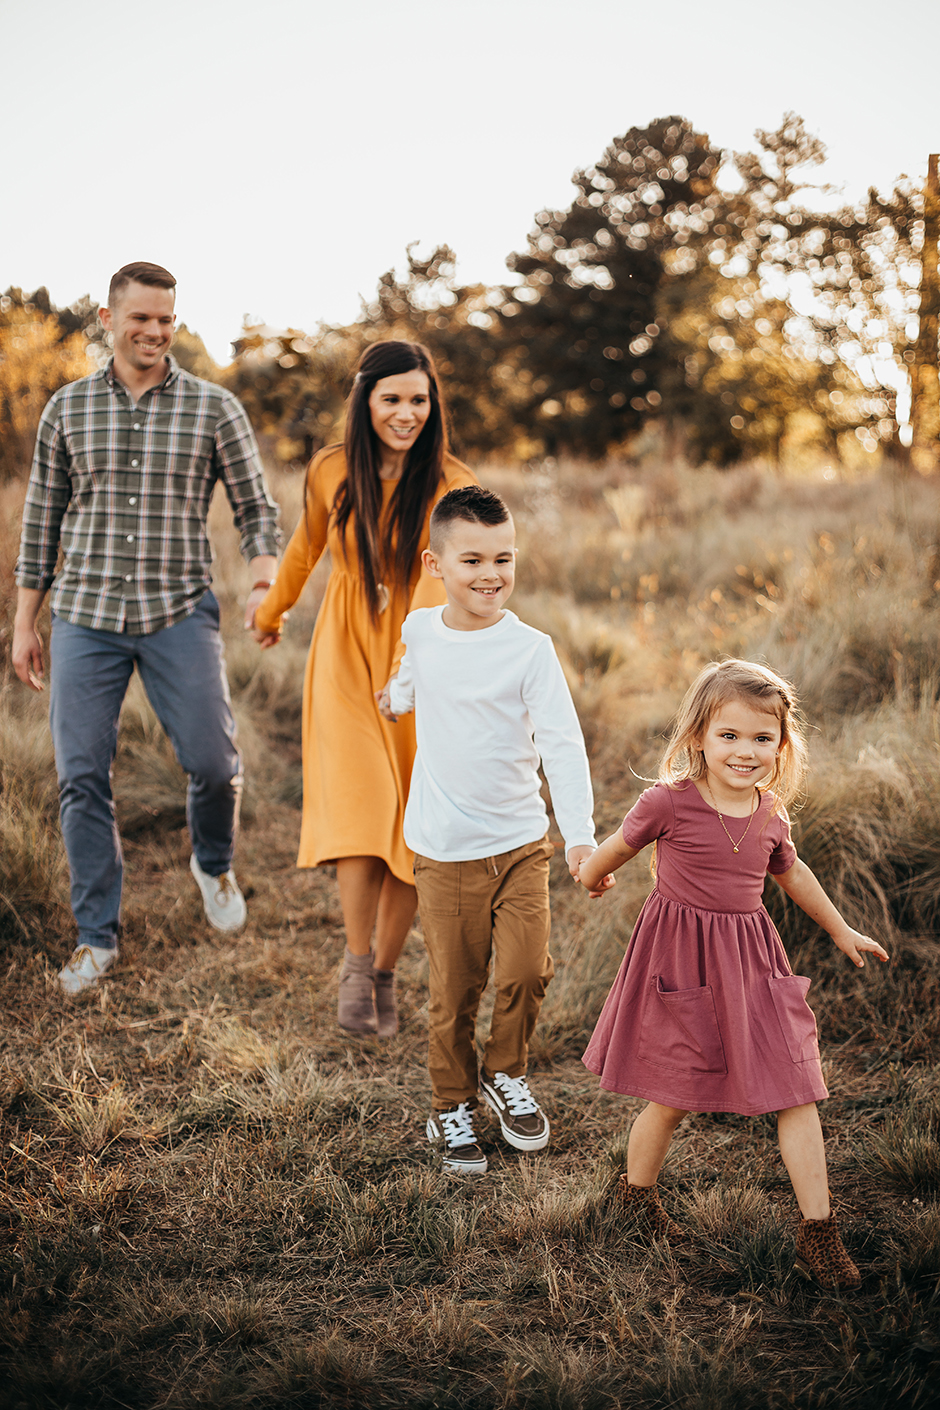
left=254, top=446, right=478, bottom=883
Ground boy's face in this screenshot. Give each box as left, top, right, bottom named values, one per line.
left=422, top=517, right=516, bottom=631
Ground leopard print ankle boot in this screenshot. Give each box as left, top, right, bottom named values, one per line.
left=617, top=1176, right=684, bottom=1243
left=794, top=1211, right=861, bottom=1289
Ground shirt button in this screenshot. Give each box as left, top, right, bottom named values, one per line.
left=133, top=423, right=141, bottom=431
left=127, top=535, right=135, bottom=543
left=124, top=574, right=133, bottom=582
left=131, top=459, right=139, bottom=467
left=128, top=497, right=137, bottom=505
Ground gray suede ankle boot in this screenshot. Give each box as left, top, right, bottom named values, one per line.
left=337, top=948, right=376, bottom=1034
left=373, top=968, right=398, bottom=1038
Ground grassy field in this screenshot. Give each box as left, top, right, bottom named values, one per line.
left=1, top=459, right=939, bottom=1409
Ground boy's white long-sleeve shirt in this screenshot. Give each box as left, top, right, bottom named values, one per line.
left=388, top=607, right=596, bottom=862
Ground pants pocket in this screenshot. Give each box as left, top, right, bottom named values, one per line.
left=413, top=855, right=460, bottom=915
left=638, top=975, right=728, bottom=1074
left=768, top=975, right=820, bottom=1063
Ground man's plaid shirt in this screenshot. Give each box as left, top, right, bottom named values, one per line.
left=15, top=356, right=280, bottom=634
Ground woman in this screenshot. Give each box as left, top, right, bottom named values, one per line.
left=251, top=341, right=478, bottom=1035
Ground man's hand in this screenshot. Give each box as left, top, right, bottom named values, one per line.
left=245, top=555, right=279, bottom=646
left=12, top=588, right=47, bottom=691
left=12, top=623, right=45, bottom=691
left=246, top=600, right=282, bottom=649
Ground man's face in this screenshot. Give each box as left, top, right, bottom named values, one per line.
left=100, top=281, right=176, bottom=374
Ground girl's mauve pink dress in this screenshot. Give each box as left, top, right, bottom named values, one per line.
left=582, top=782, right=829, bottom=1115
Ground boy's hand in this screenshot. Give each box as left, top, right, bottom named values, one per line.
left=567, top=845, right=595, bottom=880
left=833, top=927, right=889, bottom=968
left=567, top=845, right=616, bottom=899
left=375, top=685, right=397, bottom=722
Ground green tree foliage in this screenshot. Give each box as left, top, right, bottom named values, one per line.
left=497, top=112, right=914, bottom=466
left=501, top=116, right=726, bottom=457
left=0, top=287, right=95, bottom=481
left=727, top=115, right=918, bottom=459
left=220, top=325, right=354, bottom=464
left=170, top=324, right=221, bottom=382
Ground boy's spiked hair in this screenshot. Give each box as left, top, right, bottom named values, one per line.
left=660, top=657, right=808, bottom=811
left=429, top=485, right=510, bottom=552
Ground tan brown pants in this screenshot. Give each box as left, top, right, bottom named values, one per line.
left=414, top=837, right=555, bottom=1111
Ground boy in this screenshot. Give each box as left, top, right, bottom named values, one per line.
left=378, top=486, right=597, bottom=1173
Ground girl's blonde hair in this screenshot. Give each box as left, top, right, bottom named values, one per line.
left=660, top=658, right=808, bottom=812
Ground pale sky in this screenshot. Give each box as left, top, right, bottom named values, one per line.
left=2, top=0, right=938, bottom=362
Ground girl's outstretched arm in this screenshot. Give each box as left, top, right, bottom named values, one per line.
left=772, top=860, right=889, bottom=967
left=577, top=828, right=640, bottom=898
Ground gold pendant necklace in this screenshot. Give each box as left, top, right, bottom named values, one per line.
left=704, top=779, right=757, bottom=852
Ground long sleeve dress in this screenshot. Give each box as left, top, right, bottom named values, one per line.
left=254, top=446, right=478, bottom=884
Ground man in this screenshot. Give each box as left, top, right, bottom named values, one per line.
left=12, top=261, right=280, bottom=995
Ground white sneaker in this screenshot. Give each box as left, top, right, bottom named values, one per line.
left=190, top=854, right=247, bottom=932
left=59, top=945, right=118, bottom=995
left=479, top=1070, right=550, bottom=1151
left=426, top=1103, right=488, bottom=1174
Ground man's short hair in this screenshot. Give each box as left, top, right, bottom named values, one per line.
left=108, top=262, right=177, bottom=307
left=429, top=486, right=511, bottom=552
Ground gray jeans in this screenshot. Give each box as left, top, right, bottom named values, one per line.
left=49, top=592, right=242, bottom=949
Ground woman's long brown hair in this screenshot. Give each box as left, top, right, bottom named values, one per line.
left=332, top=341, right=447, bottom=619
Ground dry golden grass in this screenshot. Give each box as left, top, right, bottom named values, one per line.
left=1, top=459, right=939, bottom=1407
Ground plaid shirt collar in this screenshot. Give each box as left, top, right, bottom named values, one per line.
left=102, top=352, right=181, bottom=393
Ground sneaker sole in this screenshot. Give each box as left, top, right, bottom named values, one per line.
left=425, top=1119, right=488, bottom=1175
left=480, top=1089, right=550, bottom=1151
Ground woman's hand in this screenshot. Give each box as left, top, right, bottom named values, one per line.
left=375, top=684, right=397, bottom=722
left=245, top=605, right=282, bottom=648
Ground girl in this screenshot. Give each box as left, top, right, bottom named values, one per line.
left=577, top=659, right=888, bottom=1289
left=251, top=342, right=477, bottom=1036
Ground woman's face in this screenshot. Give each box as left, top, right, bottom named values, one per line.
left=368, top=369, right=432, bottom=459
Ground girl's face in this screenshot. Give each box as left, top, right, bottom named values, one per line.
left=368, top=369, right=431, bottom=462
left=697, top=697, right=782, bottom=802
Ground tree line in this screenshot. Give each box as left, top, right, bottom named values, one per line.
left=1, top=113, right=936, bottom=479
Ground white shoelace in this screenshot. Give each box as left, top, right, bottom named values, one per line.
left=492, top=1073, right=538, bottom=1116
left=440, top=1102, right=477, bottom=1146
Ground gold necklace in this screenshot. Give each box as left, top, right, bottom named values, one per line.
left=704, top=779, right=758, bottom=852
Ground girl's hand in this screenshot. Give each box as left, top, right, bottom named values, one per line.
left=584, top=871, right=617, bottom=900
left=576, top=826, right=640, bottom=895
left=567, top=846, right=613, bottom=896
left=832, top=928, right=889, bottom=968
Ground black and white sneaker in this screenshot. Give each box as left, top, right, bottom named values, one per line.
left=480, top=1070, right=550, bottom=1151
left=426, top=1103, right=488, bottom=1174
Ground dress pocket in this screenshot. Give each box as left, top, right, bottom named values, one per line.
left=637, top=976, right=728, bottom=1074
left=768, top=975, right=820, bottom=1063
